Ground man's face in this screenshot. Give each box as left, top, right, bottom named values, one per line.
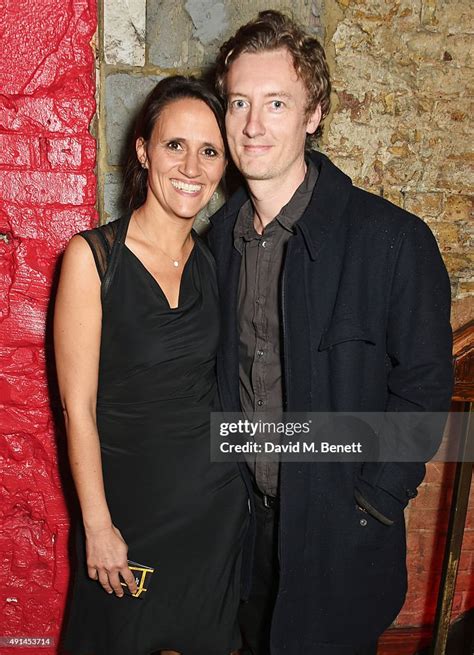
left=225, top=48, right=321, bottom=184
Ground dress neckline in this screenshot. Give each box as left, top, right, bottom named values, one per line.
left=123, top=213, right=197, bottom=311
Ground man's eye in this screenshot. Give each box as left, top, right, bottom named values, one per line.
left=271, top=100, right=284, bottom=109
left=231, top=99, right=247, bottom=109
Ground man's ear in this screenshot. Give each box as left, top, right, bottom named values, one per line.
left=306, top=104, right=322, bottom=135
left=136, top=137, right=148, bottom=168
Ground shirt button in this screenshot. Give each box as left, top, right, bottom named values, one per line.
left=360, top=518, right=367, bottom=527
left=257, top=350, right=264, bottom=357
left=257, top=399, right=264, bottom=407
left=261, top=240, right=267, bottom=248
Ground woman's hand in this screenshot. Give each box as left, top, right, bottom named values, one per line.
left=85, top=524, right=137, bottom=597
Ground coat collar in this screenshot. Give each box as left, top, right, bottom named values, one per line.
left=297, top=151, right=352, bottom=260
left=209, top=151, right=353, bottom=261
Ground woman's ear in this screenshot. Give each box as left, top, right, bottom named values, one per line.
left=136, top=137, right=148, bottom=169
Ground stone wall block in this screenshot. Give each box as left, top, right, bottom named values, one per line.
left=404, top=31, right=445, bottom=63
left=0, top=171, right=94, bottom=206
left=382, top=156, right=424, bottom=188
left=435, top=155, right=473, bottom=193
left=442, top=252, right=473, bottom=280
left=443, top=194, right=473, bottom=223
left=147, top=0, right=215, bottom=69
left=104, top=171, right=125, bottom=222
left=458, top=280, right=474, bottom=297
left=0, top=96, right=97, bottom=135
left=104, top=0, right=146, bottom=66
left=148, top=1, right=316, bottom=69
left=404, top=192, right=443, bottom=218
left=431, top=99, right=472, bottom=134
left=184, top=0, right=230, bottom=47
left=443, top=1, right=473, bottom=35
left=310, top=0, right=325, bottom=39
left=0, top=0, right=95, bottom=96
left=417, top=65, right=472, bottom=97
left=0, top=134, right=36, bottom=168
left=46, top=135, right=96, bottom=170
left=444, top=34, right=474, bottom=68
left=105, top=73, right=163, bottom=166
left=426, top=220, right=469, bottom=251
left=332, top=22, right=368, bottom=57
left=420, top=0, right=438, bottom=27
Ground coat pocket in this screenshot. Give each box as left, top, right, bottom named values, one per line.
left=318, top=317, right=376, bottom=351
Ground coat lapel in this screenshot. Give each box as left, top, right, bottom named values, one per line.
left=216, top=247, right=241, bottom=411
left=284, top=151, right=353, bottom=389
left=209, top=193, right=247, bottom=412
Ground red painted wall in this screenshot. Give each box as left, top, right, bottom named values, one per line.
left=0, top=1, right=97, bottom=653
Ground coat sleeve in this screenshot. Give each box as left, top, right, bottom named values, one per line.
left=355, top=216, right=453, bottom=523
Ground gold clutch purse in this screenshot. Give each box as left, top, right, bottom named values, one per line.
left=120, top=559, right=155, bottom=598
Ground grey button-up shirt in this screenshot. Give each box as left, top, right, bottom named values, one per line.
left=234, top=159, right=319, bottom=497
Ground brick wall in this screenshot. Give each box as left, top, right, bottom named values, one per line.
left=0, top=1, right=97, bottom=653
left=322, top=0, right=473, bottom=325
left=399, top=460, right=474, bottom=627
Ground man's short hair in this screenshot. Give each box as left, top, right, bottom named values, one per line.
left=215, top=10, right=331, bottom=143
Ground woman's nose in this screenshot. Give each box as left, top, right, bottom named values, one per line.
left=181, top=150, right=200, bottom=178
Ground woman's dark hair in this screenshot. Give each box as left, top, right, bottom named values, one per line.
left=122, top=76, right=227, bottom=211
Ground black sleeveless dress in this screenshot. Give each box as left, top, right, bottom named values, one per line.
left=63, top=215, right=249, bottom=655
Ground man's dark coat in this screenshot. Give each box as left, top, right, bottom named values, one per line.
left=208, top=151, right=453, bottom=655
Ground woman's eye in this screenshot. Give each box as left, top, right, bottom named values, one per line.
left=167, top=141, right=183, bottom=151
left=203, top=148, right=218, bottom=158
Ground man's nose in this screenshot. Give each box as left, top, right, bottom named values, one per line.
left=243, top=107, right=265, bottom=138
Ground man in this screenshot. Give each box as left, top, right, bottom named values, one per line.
left=208, top=10, right=453, bottom=655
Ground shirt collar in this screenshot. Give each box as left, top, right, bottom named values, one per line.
left=233, top=158, right=319, bottom=252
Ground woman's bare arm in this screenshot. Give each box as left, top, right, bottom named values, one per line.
left=54, top=235, right=136, bottom=597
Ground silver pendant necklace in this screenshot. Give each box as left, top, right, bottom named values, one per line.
left=135, top=215, right=188, bottom=268
left=155, top=245, right=180, bottom=268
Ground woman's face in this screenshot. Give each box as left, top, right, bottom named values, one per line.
left=137, top=97, right=226, bottom=221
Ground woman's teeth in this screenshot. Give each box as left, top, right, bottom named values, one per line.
left=171, top=180, right=202, bottom=193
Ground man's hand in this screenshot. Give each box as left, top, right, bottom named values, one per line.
left=85, top=524, right=138, bottom=597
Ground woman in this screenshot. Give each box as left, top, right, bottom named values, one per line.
left=55, top=76, right=249, bottom=655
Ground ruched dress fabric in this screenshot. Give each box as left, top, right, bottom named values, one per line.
left=63, top=215, right=249, bottom=655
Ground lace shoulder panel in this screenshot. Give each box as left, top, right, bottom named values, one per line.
left=78, top=219, right=122, bottom=281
